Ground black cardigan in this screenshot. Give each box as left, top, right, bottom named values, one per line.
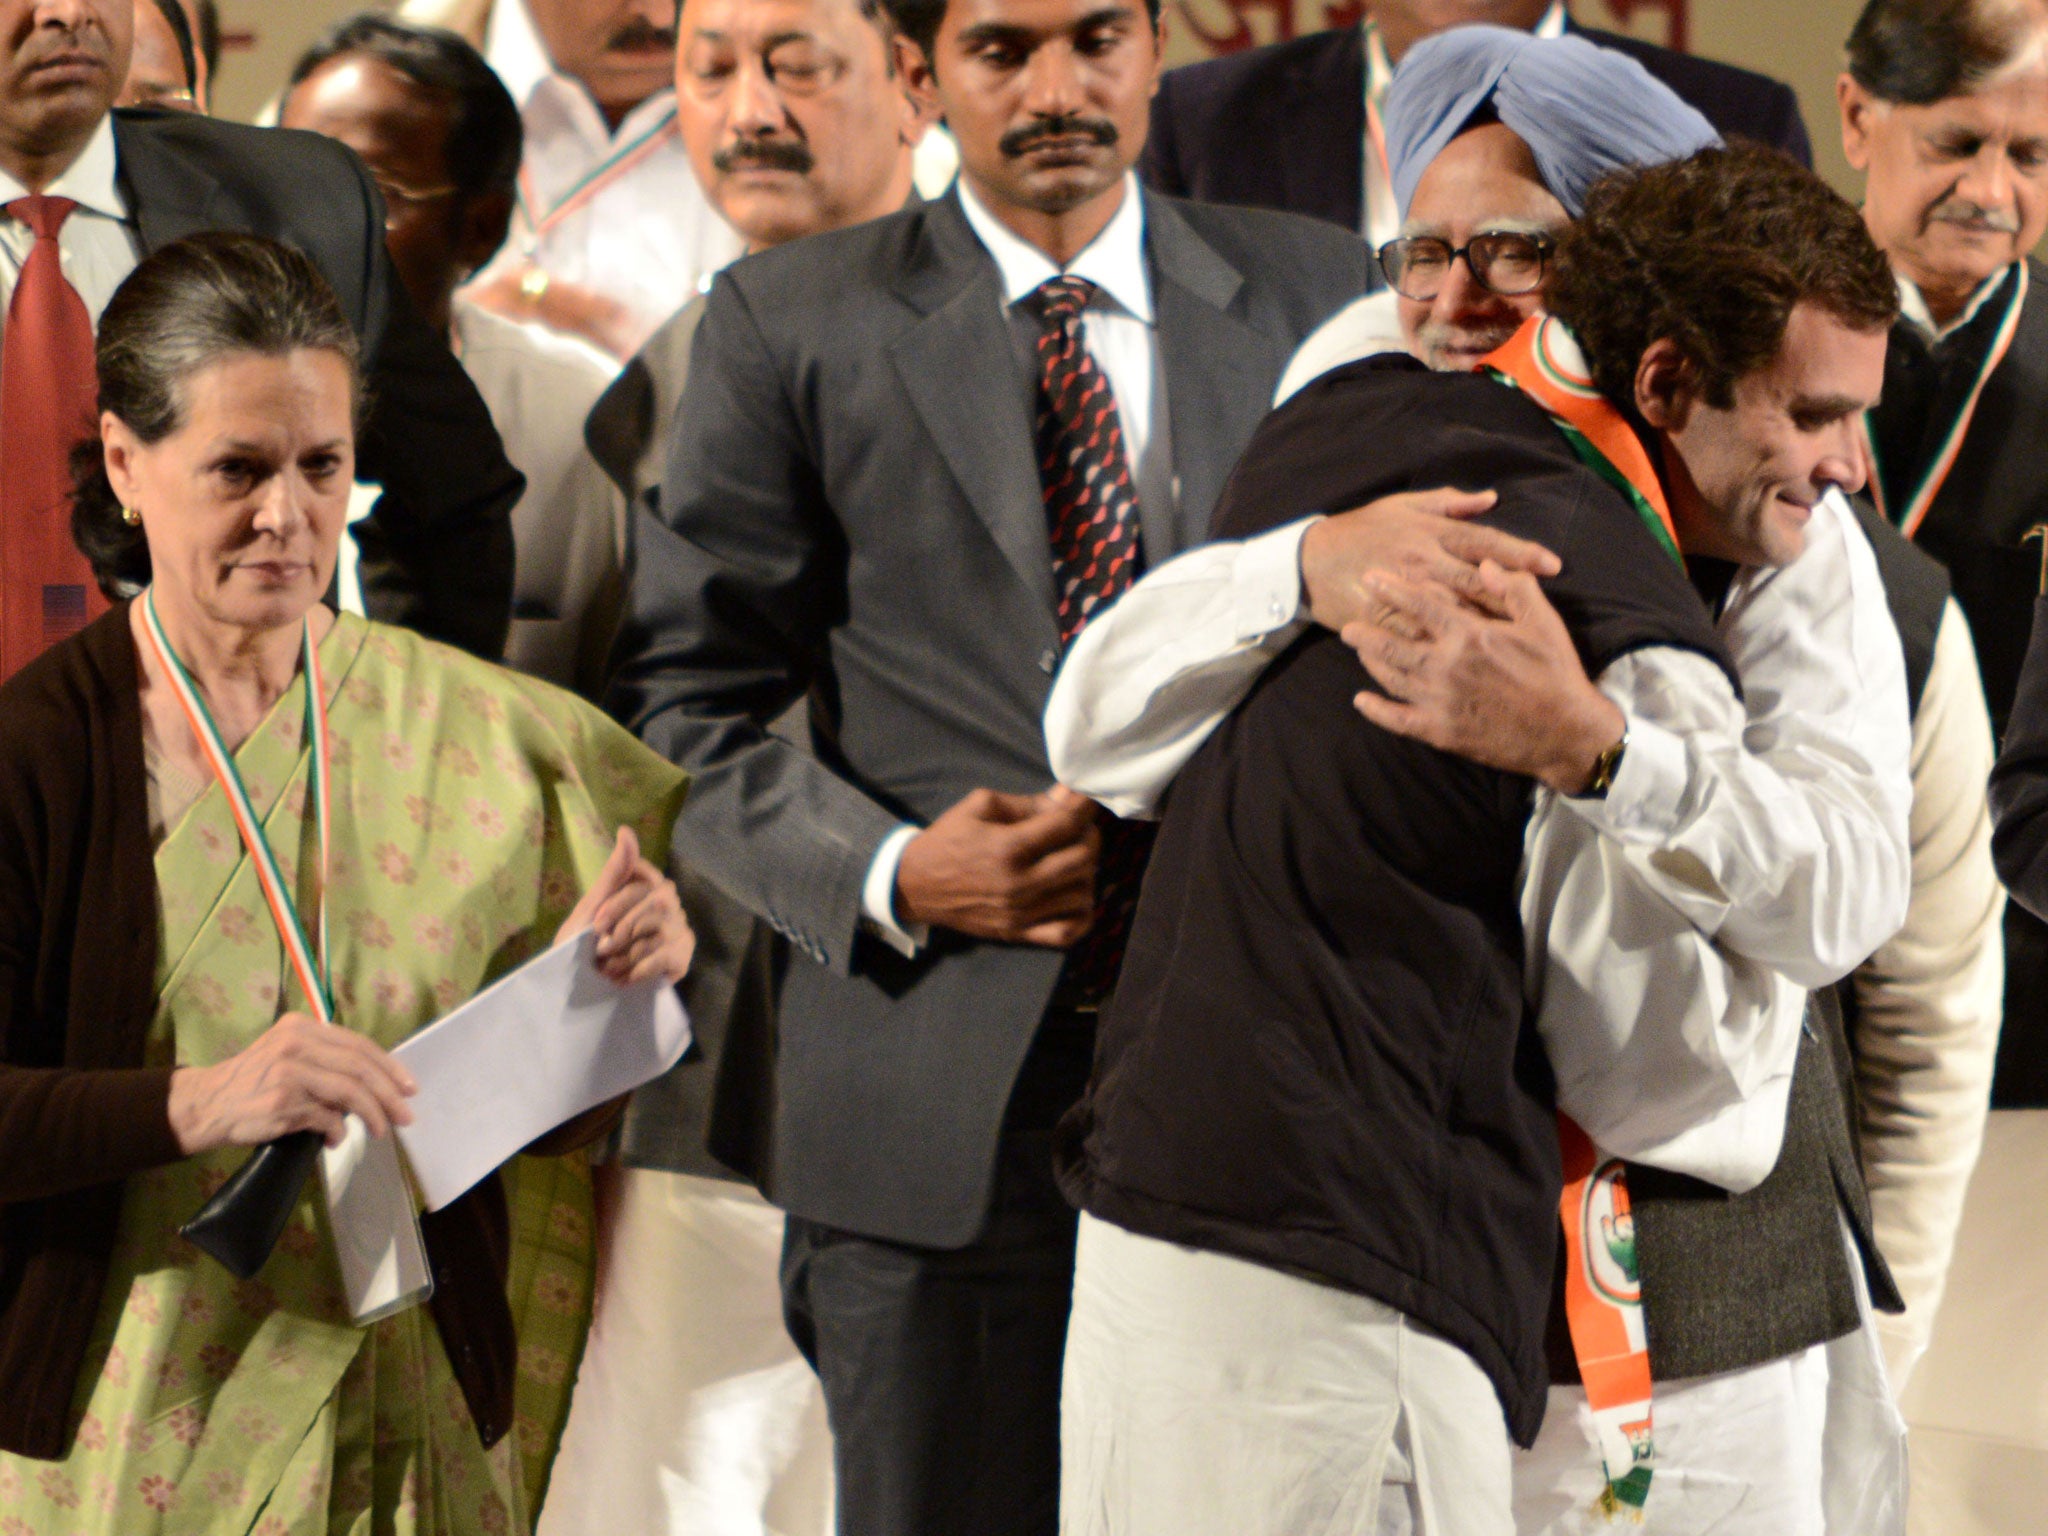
left=0, top=606, right=517, bottom=1459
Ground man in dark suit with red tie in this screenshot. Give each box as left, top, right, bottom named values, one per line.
left=1142, top=0, right=1811, bottom=270
left=0, top=0, right=518, bottom=680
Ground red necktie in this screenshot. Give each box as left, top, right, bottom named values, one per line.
left=0, top=194, right=106, bottom=682
left=1033, top=275, right=1154, bottom=1008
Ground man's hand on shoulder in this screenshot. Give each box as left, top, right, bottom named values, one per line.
left=1299, top=487, right=1560, bottom=632
left=1340, top=562, right=1625, bottom=796
left=895, top=786, right=1102, bottom=947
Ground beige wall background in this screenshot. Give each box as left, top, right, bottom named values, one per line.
left=210, top=1, right=1871, bottom=194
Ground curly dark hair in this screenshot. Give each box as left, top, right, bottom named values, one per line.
left=72, top=233, right=362, bottom=597
left=1546, top=144, right=1900, bottom=413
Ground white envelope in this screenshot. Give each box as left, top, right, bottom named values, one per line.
left=393, top=931, right=692, bottom=1211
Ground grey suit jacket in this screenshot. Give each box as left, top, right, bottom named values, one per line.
left=608, top=187, right=1369, bottom=1246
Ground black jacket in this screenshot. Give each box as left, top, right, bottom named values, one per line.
left=112, top=108, right=519, bottom=659
left=1142, top=22, right=1812, bottom=237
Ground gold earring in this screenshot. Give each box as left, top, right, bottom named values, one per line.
left=121, top=505, right=140, bottom=526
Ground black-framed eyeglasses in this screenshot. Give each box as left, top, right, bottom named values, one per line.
left=1376, top=231, right=1556, bottom=302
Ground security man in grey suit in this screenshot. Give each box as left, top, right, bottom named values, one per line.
left=604, top=0, right=1370, bottom=1524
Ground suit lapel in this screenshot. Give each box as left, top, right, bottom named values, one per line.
left=889, top=196, right=1058, bottom=619
left=1146, top=196, right=1279, bottom=551
left=112, top=113, right=232, bottom=253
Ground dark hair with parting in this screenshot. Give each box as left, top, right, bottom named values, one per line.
left=1546, top=144, right=1900, bottom=412
left=882, top=0, right=1160, bottom=63
left=288, top=14, right=523, bottom=202
left=146, top=0, right=200, bottom=97
left=1847, top=0, right=2048, bottom=106
left=71, top=233, right=363, bottom=598
left=196, top=0, right=221, bottom=80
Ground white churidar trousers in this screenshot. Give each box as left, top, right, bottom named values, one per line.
left=536, top=1169, right=834, bottom=1536
left=1058, top=1211, right=1514, bottom=1536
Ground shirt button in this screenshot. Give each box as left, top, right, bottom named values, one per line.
left=1039, top=649, right=1057, bottom=674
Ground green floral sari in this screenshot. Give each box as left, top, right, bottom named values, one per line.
left=0, top=614, right=686, bottom=1536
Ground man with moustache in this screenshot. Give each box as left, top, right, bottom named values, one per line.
left=541, top=2, right=931, bottom=1531
left=1834, top=0, right=2048, bottom=1511
left=584, top=0, right=930, bottom=500
left=0, top=0, right=518, bottom=672
left=604, top=0, right=1369, bottom=1523
left=1142, top=0, right=1810, bottom=260
left=404, top=0, right=745, bottom=357
left=1056, top=33, right=1916, bottom=1531
left=1844, top=0, right=2048, bottom=1098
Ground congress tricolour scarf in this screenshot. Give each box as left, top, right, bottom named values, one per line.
left=1484, top=314, right=1664, bottom=1521
left=1863, top=261, right=2028, bottom=540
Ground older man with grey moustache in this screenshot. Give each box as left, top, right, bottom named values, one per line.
left=534, top=2, right=930, bottom=1531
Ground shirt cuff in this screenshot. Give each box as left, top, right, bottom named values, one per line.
left=1564, top=714, right=1688, bottom=841
left=861, top=824, right=928, bottom=957
left=1231, top=516, right=1320, bottom=641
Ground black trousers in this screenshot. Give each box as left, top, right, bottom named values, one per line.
left=781, top=1026, right=1093, bottom=1536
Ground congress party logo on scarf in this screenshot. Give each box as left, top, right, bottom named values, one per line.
left=1482, top=314, right=1682, bottom=569
left=1482, top=316, right=1667, bottom=1519
left=1560, top=1115, right=1656, bottom=1520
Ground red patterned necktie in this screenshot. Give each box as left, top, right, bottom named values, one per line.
left=1033, top=274, right=1154, bottom=1008
left=0, top=194, right=106, bottom=682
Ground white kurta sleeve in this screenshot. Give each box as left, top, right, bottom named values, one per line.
left=1521, top=646, right=1804, bottom=1193
left=1045, top=518, right=1318, bottom=819
left=1850, top=600, right=2005, bottom=1391
left=1561, top=490, right=1914, bottom=988
left=1524, top=493, right=1917, bottom=1190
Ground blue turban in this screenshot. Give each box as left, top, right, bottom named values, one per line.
left=1383, top=25, right=1721, bottom=220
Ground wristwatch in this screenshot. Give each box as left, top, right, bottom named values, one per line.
left=1575, top=728, right=1630, bottom=800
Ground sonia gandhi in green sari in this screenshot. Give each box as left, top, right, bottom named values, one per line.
left=0, top=238, right=693, bottom=1535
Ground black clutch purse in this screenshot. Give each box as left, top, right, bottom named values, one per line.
left=179, top=1130, right=323, bottom=1279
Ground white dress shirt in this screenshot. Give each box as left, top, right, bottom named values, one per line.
left=0, top=118, right=138, bottom=335
left=452, top=301, right=627, bottom=695
left=1043, top=486, right=1913, bottom=1189
left=479, top=0, right=742, bottom=347
left=862, top=176, right=1175, bottom=953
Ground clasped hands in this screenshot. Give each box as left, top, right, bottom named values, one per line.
left=166, top=828, right=695, bottom=1157
left=1305, top=487, right=1626, bottom=797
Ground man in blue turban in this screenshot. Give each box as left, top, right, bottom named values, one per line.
left=1281, top=25, right=1717, bottom=387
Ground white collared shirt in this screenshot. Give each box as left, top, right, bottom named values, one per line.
left=1362, top=1, right=1568, bottom=248
left=479, top=0, right=742, bottom=349
left=1895, top=263, right=2016, bottom=343
left=0, top=117, right=140, bottom=338
left=956, top=171, right=1175, bottom=531
left=861, top=173, right=1178, bottom=953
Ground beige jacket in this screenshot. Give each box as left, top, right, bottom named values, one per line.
left=1856, top=598, right=2005, bottom=1389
